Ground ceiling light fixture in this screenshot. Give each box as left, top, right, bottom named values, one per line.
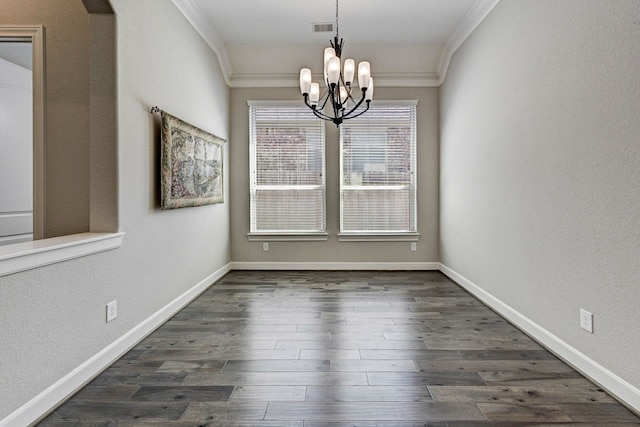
left=299, top=0, right=373, bottom=126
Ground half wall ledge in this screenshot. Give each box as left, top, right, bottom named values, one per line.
left=0, top=232, right=124, bottom=277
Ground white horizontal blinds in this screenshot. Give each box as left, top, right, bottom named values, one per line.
left=250, top=104, right=326, bottom=232
left=340, top=103, right=417, bottom=233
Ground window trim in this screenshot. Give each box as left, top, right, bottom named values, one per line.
left=339, top=100, right=419, bottom=239
left=247, top=232, right=329, bottom=242
left=247, top=101, right=327, bottom=240
left=337, top=232, right=420, bottom=242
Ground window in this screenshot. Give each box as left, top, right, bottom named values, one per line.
left=339, top=101, right=418, bottom=239
left=249, top=102, right=327, bottom=239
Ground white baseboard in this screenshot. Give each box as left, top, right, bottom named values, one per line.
left=439, top=263, right=640, bottom=415
left=1, top=263, right=232, bottom=427
left=230, top=261, right=440, bottom=271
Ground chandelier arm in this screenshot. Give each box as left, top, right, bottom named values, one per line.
left=342, top=90, right=367, bottom=118
left=313, top=106, right=336, bottom=121
left=317, top=89, right=332, bottom=111
left=343, top=100, right=371, bottom=120
left=303, top=95, right=337, bottom=122
left=312, top=108, right=333, bottom=122
left=328, top=85, right=343, bottom=121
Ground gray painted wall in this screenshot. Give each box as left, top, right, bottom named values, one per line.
left=0, top=0, right=230, bottom=419
left=441, top=0, right=640, bottom=393
left=230, top=87, right=440, bottom=264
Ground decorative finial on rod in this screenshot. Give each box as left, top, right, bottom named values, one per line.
left=150, top=106, right=161, bottom=114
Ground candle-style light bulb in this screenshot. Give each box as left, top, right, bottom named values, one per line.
left=339, top=86, right=349, bottom=104
left=343, top=59, right=355, bottom=85
left=299, top=68, right=312, bottom=95
left=309, top=83, right=320, bottom=105
left=358, top=61, right=371, bottom=90
left=365, top=77, right=374, bottom=101
left=327, top=56, right=341, bottom=86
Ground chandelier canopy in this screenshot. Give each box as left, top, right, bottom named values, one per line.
left=299, top=0, right=373, bottom=126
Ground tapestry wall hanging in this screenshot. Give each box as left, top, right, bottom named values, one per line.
left=159, top=109, right=226, bottom=209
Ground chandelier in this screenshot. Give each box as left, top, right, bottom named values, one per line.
left=299, top=0, right=373, bottom=126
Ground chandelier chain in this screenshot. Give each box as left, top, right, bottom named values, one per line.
left=335, top=0, right=339, bottom=39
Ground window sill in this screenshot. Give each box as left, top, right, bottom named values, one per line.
left=247, top=232, right=329, bottom=242
left=338, top=232, right=420, bottom=242
left=0, top=232, right=125, bottom=277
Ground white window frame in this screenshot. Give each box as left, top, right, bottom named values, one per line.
left=338, top=100, right=419, bottom=242
left=248, top=101, right=328, bottom=241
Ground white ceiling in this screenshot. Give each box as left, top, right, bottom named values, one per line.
left=172, top=0, right=499, bottom=87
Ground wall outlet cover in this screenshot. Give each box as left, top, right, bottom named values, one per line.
left=580, top=308, right=593, bottom=333
left=106, top=300, right=117, bottom=323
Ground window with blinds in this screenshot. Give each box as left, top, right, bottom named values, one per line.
left=340, top=102, right=417, bottom=234
left=249, top=102, right=326, bottom=234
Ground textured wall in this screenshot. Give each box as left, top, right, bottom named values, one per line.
left=441, top=0, right=640, bottom=393
left=0, top=0, right=230, bottom=419
left=229, top=87, right=440, bottom=264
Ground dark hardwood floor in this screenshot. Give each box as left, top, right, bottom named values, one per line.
left=39, top=270, right=640, bottom=426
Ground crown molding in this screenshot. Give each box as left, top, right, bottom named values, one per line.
left=373, top=72, right=441, bottom=88
left=229, top=72, right=442, bottom=88
left=171, top=0, right=233, bottom=86
left=437, top=0, right=501, bottom=85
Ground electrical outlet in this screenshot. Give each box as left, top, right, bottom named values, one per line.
left=106, top=300, right=117, bottom=323
left=580, top=308, right=593, bottom=333
left=263, top=242, right=269, bottom=252
left=410, top=242, right=417, bottom=251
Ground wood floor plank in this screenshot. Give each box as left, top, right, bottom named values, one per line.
left=557, top=402, right=640, bottom=423
left=477, top=402, right=573, bottom=422
left=89, top=371, right=188, bottom=387
left=40, top=402, right=189, bottom=422
left=182, top=371, right=369, bottom=386
left=300, top=349, right=361, bottom=359
left=275, top=339, right=428, bottom=350
left=304, top=421, right=448, bottom=427
left=264, top=401, right=487, bottom=422
left=129, top=385, right=234, bottom=402
left=179, top=402, right=268, bottom=422
left=67, top=385, right=140, bottom=402
left=222, top=359, right=330, bottom=372
left=38, top=270, right=640, bottom=426
left=330, top=359, right=418, bottom=372
left=304, top=423, right=447, bottom=427
left=367, top=371, right=487, bottom=386
left=305, top=385, right=433, bottom=402
left=416, top=359, right=577, bottom=373
left=229, top=385, right=307, bottom=401
left=429, top=384, right=619, bottom=404
left=360, top=349, right=463, bottom=360
left=156, top=360, right=226, bottom=373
